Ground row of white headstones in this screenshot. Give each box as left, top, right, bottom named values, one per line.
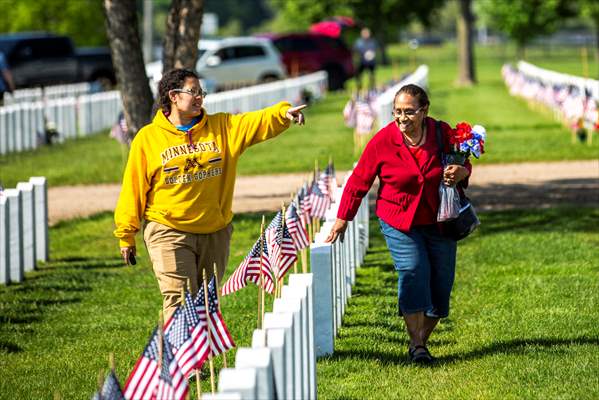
left=202, top=172, right=370, bottom=400
left=0, top=177, right=49, bottom=284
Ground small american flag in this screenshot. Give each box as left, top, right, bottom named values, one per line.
left=101, top=370, right=124, bottom=400
left=222, top=234, right=275, bottom=295
left=195, top=276, right=235, bottom=356
left=297, top=183, right=312, bottom=228
left=286, top=201, right=310, bottom=250
left=123, top=327, right=188, bottom=400
left=265, top=211, right=298, bottom=280
left=163, top=290, right=209, bottom=377
left=309, top=179, right=331, bottom=219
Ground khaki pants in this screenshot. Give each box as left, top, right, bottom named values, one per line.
left=144, top=221, right=233, bottom=321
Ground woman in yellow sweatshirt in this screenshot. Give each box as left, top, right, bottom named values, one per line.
left=114, top=68, right=306, bottom=319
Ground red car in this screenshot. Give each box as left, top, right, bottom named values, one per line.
left=263, top=33, right=354, bottom=90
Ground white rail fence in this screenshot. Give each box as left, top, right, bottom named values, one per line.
left=203, top=71, right=328, bottom=114
left=0, top=72, right=328, bottom=156
left=374, top=65, right=429, bottom=130
left=4, top=82, right=96, bottom=105
left=204, top=169, right=369, bottom=399
left=0, top=177, right=48, bottom=285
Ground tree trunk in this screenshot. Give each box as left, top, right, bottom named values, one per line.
left=456, top=0, right=476, bottom=86
left=103, top=0, right=153, bottom=138
left=595, top=19, right=599, bottom=79
left=163, top=0, right=204, bottom=73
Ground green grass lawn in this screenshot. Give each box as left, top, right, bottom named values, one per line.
left=317, top=206, right=599, bottom=399
left=0, top=211, right=274, bottom=399
left=1, top=43, right=597, bottom=188
left=1, top=207, right=597, bottom=399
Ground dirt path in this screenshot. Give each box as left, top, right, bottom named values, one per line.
left=49, top=160, right=598, bottom=225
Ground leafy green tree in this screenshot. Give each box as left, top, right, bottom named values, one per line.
left=479, top=0, right=577, bottom=57
left=273, top=0, right=445, bottom=64
left=0, top=0, right=107, bottom=46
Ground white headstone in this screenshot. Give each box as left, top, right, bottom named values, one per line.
left=0, top=196, right=9, bottom=284
left=201, top=393, right=242, bottom=400
left=16, top=182, right=35, bottom=272
left=264, top=328, right=286, bottom=400
left=235, top=347, right=274, bottom=400
left=29, top=177, right=48, bottom=262
left=289, top=273, right=317, bottom=400
left=4, top=189, right=23, bottom=282
left=217, top=368, right=257, bottom=400
left=273, top=295, right=304, bottom=400
left=251, top=329, right=266, bottom=348
left=201, top=394, right=242, bottom=400
left=263, top=312, right=294, bottom=400
left=310, top=242, right=334, bottom=356
left=281, top=283, right=310, bottom=399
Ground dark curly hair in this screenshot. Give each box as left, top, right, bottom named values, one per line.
left=394, top=84, right=430, bottom=108
left=157, top=68, right=199, bottom=115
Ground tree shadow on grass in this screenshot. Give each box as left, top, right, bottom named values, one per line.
left=0, top=340, right=23, bottom=354
left=0, top=298, right=82, bottom=325
left=325, top=336, right=599, bottom=368
left=43, top=259, right=123, bottom=271
left=436, top=336, right=599, bottom=365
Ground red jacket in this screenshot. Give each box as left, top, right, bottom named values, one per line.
left=337, top=117, right=472, bottom=232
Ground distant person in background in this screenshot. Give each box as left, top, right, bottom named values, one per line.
left=353, top=28, right=378, bottom=92
left=0, top=52, right=15, bottom=105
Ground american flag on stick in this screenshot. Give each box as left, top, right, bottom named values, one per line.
left=222, top=234, right=275, bottom=295
left=309, top=179, right=331, bottom=219
left=123, top=327, right=188, bottom=400
left=196, top=276, right=235, bottom=356
left=286, top=201, right=310, bottom=250
left=318, top=160, right=337, bottom=201
left=163, top=289, right=209, bottom=378
left=265, top=211, right=298, bottom=280
left=297, top=182, right=312, bottom=228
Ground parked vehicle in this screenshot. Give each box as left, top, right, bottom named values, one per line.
left=263, top=33, right=355, bottom=90
left=0, top=32, right=115, bottom=88
left=146, top=36, right=287, bottom=92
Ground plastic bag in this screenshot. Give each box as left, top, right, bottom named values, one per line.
left=437, top=182, right=461, bottom=222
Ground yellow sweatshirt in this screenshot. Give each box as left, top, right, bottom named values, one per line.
left=114, top=101, right=292, bottom=247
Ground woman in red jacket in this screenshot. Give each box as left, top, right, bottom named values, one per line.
left=326, top=84, right=471, bottom=364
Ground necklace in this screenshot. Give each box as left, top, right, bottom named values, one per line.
left=403, top=130, right=425, bottom=147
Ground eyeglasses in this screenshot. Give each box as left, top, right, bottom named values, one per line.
left=392, top=107, right=423, bottom=118
left=172, top=88, right=207, bottom=98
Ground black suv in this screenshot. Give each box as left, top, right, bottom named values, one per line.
left=0, top=32, right=115, bottom=88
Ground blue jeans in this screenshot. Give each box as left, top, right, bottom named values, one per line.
left=379, top=219, right=457, bottom=318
